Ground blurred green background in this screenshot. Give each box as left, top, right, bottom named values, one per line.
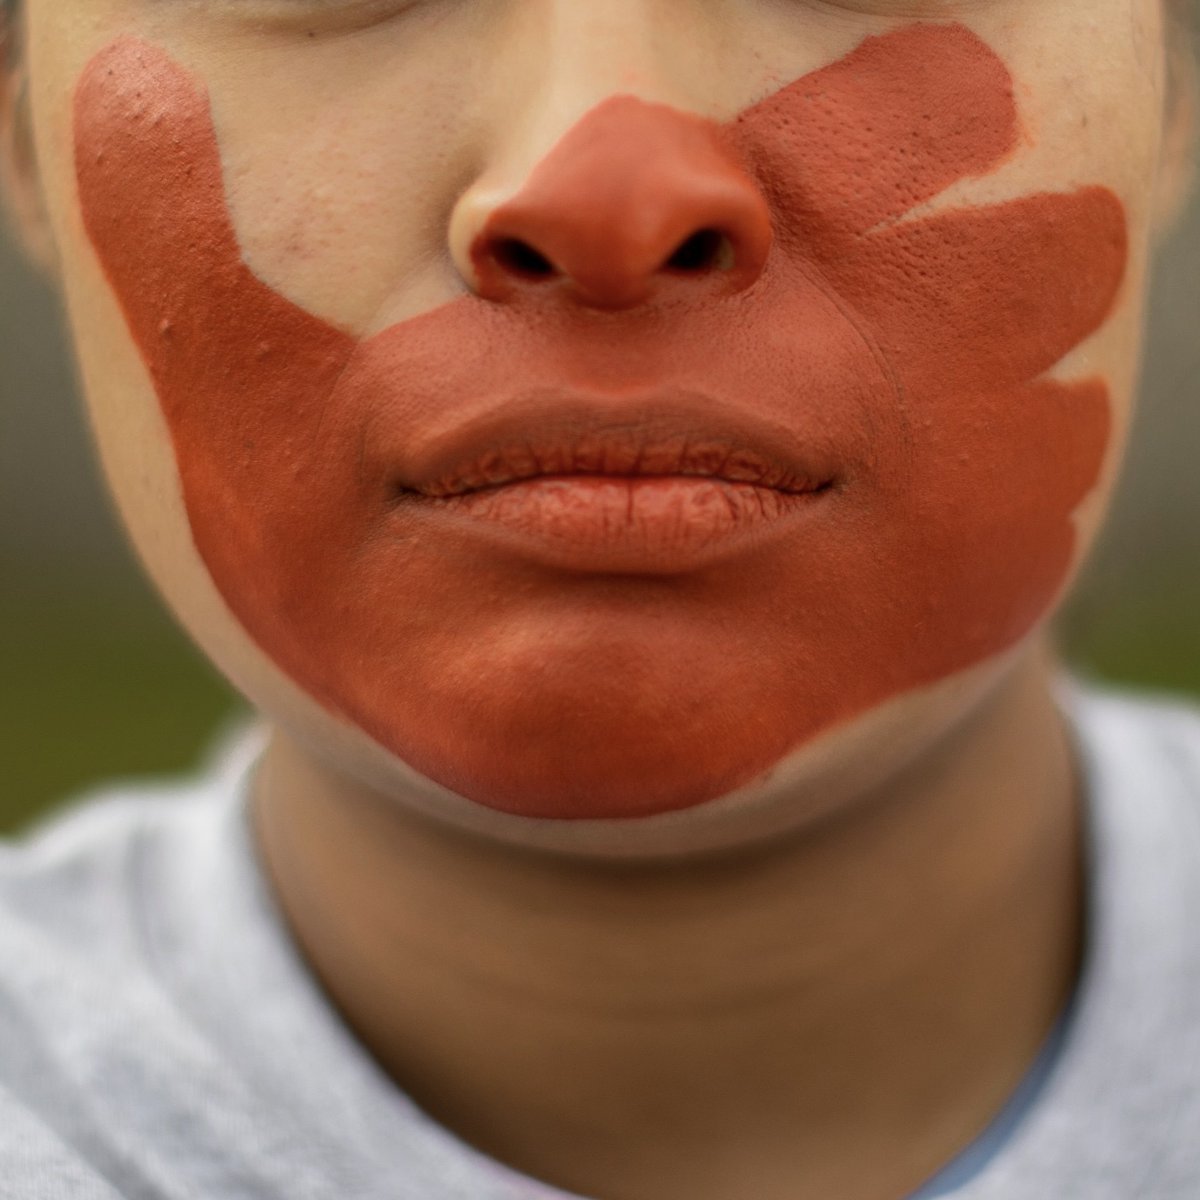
left=2, top=192, right=1199, bottom=835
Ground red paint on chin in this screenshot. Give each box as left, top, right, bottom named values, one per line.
left=73, top=24, right=1126, bottom=819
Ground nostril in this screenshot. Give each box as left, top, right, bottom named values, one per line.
left=664, top=228, right=732, bottom=274
left=491, top=238, right=558, bottom=280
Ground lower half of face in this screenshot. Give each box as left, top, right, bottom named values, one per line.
left=50, top=14, right=1156, bottom=835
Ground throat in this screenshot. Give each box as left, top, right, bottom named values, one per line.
left=249, top=653, right=1084, bottom=1200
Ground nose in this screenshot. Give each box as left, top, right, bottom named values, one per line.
left=459, top=97, right=773, bottom=310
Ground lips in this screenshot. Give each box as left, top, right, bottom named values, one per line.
left=390, top=396, right=837, bottom=569
left=397, top=394, right=837, bottom=496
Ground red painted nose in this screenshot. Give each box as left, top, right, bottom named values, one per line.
left=471, top=96, right=773, bottom=310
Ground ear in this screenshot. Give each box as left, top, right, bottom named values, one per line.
left=0, top=42, right=58, bottom=276
left=1153, top=39, right=1198, bottom=237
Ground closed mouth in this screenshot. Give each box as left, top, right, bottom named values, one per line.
left=384, top=394, right=840, bottom=571
left=394, top=396, right=839, bottom=502
left=411, top=443, right=831, bottom=500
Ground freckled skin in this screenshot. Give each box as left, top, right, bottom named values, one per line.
left=74, top=23, right=1126, bottom=819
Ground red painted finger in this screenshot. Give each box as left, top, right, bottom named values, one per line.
left=73, top=37, right=352, bottom=422
left=822, top=188, right=1128, bottom=395
left=732, top=22, right=1017, bottom=239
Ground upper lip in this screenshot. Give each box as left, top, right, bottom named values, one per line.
left=396, top=392, right=837, bottom=499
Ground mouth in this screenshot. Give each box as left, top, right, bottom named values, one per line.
left=405, top=427, right=829, bottom=502
left=390, top=394, right=837, bottom=572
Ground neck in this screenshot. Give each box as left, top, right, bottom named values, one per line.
left=252, top=651, right=1083, bottom=1200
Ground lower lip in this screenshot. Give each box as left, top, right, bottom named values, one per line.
left=405, top=475, right=827, bottom=572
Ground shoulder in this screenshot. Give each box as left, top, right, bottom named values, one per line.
left=0, top=765, right=236, bottom=963
left=1063, top=680, right=1200, bottom=897
left=0, top=728, right=263, bottom=1193
left=0, top=1094, right=129, bottom=1199
left=956, top=682, right=1200, bottom=1198
left=1065, top=679, right=1200, bottom=800
left=0, top=721, right=263, bottom=993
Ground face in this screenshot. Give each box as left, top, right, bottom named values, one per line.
left=12, top=0, right=1171, bottom=846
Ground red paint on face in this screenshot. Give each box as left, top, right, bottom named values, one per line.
left=73, top=24, right=1126, bottom=819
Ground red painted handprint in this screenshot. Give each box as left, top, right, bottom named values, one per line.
left=74, top=23, right=1126, bottom=819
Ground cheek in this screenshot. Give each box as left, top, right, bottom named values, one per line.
left=71, top=23, right=1130, bottom=823
left=204, top=47, right=481, bottom=334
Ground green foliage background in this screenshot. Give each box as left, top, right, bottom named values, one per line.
left=0, top=572, right=241, bottom=833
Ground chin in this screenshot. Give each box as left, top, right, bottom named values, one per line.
left=294, top=647, right=1031, bottom=863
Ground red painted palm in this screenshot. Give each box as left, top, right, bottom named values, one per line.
left=74, top=23, right=1126, bottom=818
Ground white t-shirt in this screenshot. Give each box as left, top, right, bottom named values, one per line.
left=1, top=683, right=1199, bottom=1199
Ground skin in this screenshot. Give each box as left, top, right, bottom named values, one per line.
left=0, top=1, right=1192, bottom=1197
left=72, top=23, right=1124, bottom=823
